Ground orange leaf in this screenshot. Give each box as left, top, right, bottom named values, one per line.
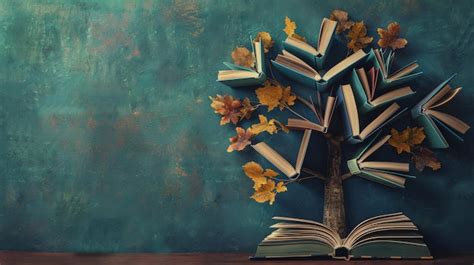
left=279, top=86, right=296, bottom=110
left=227, top=127, right=253, bottom=152
left=254, top=32, right=274, bottom=53
left=388, top=127, right=426, bottom=154
left=209, top=95, right=242, bottom=125
left=346, top=21, right=373, bottom=52
left=231, top=47, right=254, bottom=68
left=377, top=22, right=408, bottom=50
left=283, top=16, right=297, bottom=36
left=256, top=81, right=283, bottom=111
left=330, top=10, right=354, bottom=34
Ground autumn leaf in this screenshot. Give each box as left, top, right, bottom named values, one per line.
left=231, top=47, right=254, bottom=68
left=412, top=146, right=441, bottom=172
left=254, top=32, right=274, bottom=53
left=209, top=95, right=242, bottom=125
left=250, top=115, right=278, bottom=135
left=279, top=86, right=297, bottom=110
left=377, top=22, right=408, bottom=50
left=347, top=21, right=373, bottom=52
left=243, top=161, right=279, bottom=190
left=239, top=97, right=254, bottom=120
left=388, top=127, right=426, bottom=154
left=276, top=181, right=288, bottom=193
left=227, top=127, right=253, bottom=152
left=283, top=16, right=297, bottom=36
left=256, top=81, right=283, bottom=111
left=251, top=180, right=277, bottom=205
left=330, top=9, right=354, bottom=34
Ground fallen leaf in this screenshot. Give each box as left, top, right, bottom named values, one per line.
left=256, top=81, right=283, bottom=111
left=231, top=47, right=254, bottom=68
left=412, top=146, right=441, bottom=172
left=347, top=21, right=373, bottom=52
left=251, top=180, right=276, bottom=205
left=330, top=10, right=354, bottom=34
left=274, top=120, right=289, bottom=133
left=255, top=32, right=274, bottom=53
left=283, top=16, right=297, bottom=36
left=276, top=181, right=288, bottom=193
left=377, top=22, right=408, bottom=50
left=239, top=97, right=254, bottom=120
left=242, top=161, right=279, bottom=190
left=250, top=115, right=278, bottom=135
left=227, top=127, right=253, bottom=152
left=209, top=95, right=242, bottom=125
left=279, top=86, right=296, bottom=110
left=389, top=127, right=426, bottom=154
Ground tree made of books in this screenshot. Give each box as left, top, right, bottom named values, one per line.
left=210, top=11, right=469, bottom=259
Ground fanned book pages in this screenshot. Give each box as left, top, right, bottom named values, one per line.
left=286, top=93, right=337, bottom=133
left=350, top=67, right=415, bottom=113
left=283, top=18, right=337, bottom=69
left=347, top=134, right=415, bottom=188
left=252, top=213, right=432, bottom=260
left=217, top=40, right=266, bottom=87
left=411, top=74, right=470, bottom=148
left=338, top=84, right=406, bottom=144
left=271, top=49, right=367, bottom=91
left=369, top=49, right=422, bottom=89
left=252, top=129, right=312, bottom=179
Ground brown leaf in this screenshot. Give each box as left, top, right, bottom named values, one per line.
left=209, top=95, right=242, bottom=125
left=377, top=22, right=408, bottom=50
left=227, top=127, right=253, bottom=152
left=347, top=21, right=373, bottom=52
left=412, top=146, right=441, bottom=172
left=388, top=127, right=426, bottom=154
left=254, top=32, right=274, bottom=53
left=330, top=9, right=355, bottom=34
left=231, top=47, right=254, bottom=68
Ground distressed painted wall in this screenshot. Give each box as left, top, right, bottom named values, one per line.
left=0, top=0, right=473, bottom=255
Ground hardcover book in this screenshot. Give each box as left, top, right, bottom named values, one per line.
left=286, top=93, right=337, bottom=133
left=369, top=49, right=422, bottom=89
left=283, top=18, right=337, bottom=69
left=338, top=84, right=406, bottom=144
left=217, top=40, right=266, bottom=87
left=252, top=213, right=432, bottom=260
left=347, top=134, right=415, bottom=188
left=272, top=49, right=367, bottom=91
left=350, top=67, right=415, bottom=114
left=411, top=74, right=470, bottom=148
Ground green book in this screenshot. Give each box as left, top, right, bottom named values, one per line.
left=252, top=213, right=432, bottom=260
left=272, top=49, right=367, bottom=92
left=217, top=40, right=266, bottom=87
left=347, top=133, right=415, bottom=188
left=338, top=84, right=406, bottom=144
left=411, top=74, right=470, bottom=148
left=368, top=49, right=422, bottom=90
left=350, top=67, right=415, bottom=114
left=283, top=18, right=337, bottom=69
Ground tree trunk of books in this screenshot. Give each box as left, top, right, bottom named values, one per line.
left=323, top=136, right=346, bottom=237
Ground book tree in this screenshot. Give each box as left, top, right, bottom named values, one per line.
left=210, top=11, right=470, bottom=260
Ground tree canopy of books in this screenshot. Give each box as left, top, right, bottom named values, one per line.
left=210, top=11, right=470, bottom=260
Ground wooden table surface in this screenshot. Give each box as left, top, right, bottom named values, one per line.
left=0, top=252, right=472, bottom=265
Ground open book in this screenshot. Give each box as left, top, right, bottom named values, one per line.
left=272, top=49, right=367, bottom=91
left=252, top=213, right=432, bottom=260
left=252, top=129, right=311, bottom=179
left=411, top=74, right=470, bottom=148
left=347, top=134, right=415, bottom=188
left=350, top=67, right=414, bottom=113
left=370, top=49, right=422, bottom=89
left=286, top=94, right=337, bottom=133
left=217, top=39, right=266, bottom=87
left=283, top=18, right=337, bottom=69
left=338, top=84, right=406, bottom=144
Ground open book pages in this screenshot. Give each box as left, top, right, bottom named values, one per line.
left=421, top=84, right=470, bottom=134
left=374, top=49, right=419, bottom=82
left=324, top=49, right=367, bottom=81
left=284, top=18, right=337, bottom=56
left=254, top=213, right=432, bottom=260
left=217, top=40, right=263, bottom=81
left=217, top=70, right=259, bottom=80
left=287, top=96, right=336, bottom=133
left=252, top=129, right=312, bottom=179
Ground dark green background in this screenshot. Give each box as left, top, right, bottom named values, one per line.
left=0, top=0, right=473, bottom=255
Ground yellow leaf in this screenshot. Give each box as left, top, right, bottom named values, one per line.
left=231, top=47, right=254, bottom=68
left=256, top=81, right=283, bottom=111
left=243, top=161, right=267, bottom=189
left=279, top=86, right=296, bottom=110
left=254, top=32, right=274, bottom=53
left=283, top=16, right=296, bottom=36
left=264, top=169, right=279, bottom=178
left=250, top=115, right=278, bottom=135
left=346, top=21, right=373, bottom=52
left=276, top=181, right=287, bottom=193
left=251, top=180, right=276, bottom=205
left=377, top=22, right=408, bottom=50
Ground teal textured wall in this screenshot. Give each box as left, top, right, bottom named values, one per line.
left=0, top=0, right=473, bottom=255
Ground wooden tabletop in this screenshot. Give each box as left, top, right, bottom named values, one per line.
left=0, top=252, right=472, bottom=265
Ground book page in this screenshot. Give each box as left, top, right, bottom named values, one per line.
left=422, top=85, right=452, bottom=110
left=287, top=118, right=325, bottom=132
left=368, top=67, right=378, bottom=100
left=252, top=142, right=297, bottom=178
left=428, top=87, right=462, bottom=109
left=342, top=84, right=360, bottom=136
left=254, top=40, right=263, bottom=73
left=218, top=70, right=259, bottom=80
left=295, top=129, right=312, bottom=175
left=318, top=18, right=337, bottom=55
left=359, top=103, right=399, bottom=140
left=324, top=49, right=366, bottom=80
left=387, top=62, right=419, bottom=82
left=356, top=68, right=371, bottom=100
left=358, top=135, right=391, bottom=163
left=425, top=109, right=470, bottom=134
left=276, top=52, right=321, bottom=80
left=286, top=36, right=318, bottom=55
left=374, top=49, right=388, bottom=77
left=365, top=169, right=406, bottom=187
left=323, top=96, right=336, bottom=128
left=359, top=161, right=409, bottom=172
left=370, top=86, right=413, bottom=106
